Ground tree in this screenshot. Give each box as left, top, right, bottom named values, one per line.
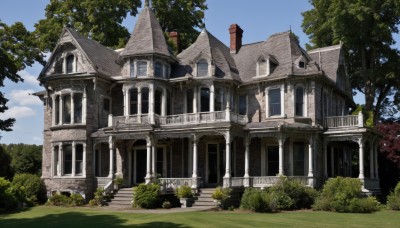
left=0, top=145, right=13, bottom=179
left=152, top=0, right=207, bottom=51
left=302, top=0, right=400, bottom=123
left=34, top=0, right=207, bottom=53
left=3, top=144, right=42, bottom=176
left=0, top=21, right=44, bottom=133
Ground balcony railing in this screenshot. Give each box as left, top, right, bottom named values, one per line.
left=109, top=111, right=248, bottom=128
left=323, top=113, right=363, bottom=129
left=158, top=178, right=202, bottom=191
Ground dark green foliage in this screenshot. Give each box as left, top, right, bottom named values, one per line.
left=240, top=188, right=273, bottom=213
left=0, top=145, right=13, bottom=179
left=0, top=177, right=17, bottom=210
left=3, top=144, right=42, bottom=175
left=159, top=194, right=180, bottom=208
left=89, top=187, right=106, bottom=207
left=175, top=185, right=193, bottom=198
left=11, top=173, right=47, bottom=206
left=133, top=183, right=161, bottom=209
left=387, top=182, right=400, bottom=210
left=46, top=193, right=85, bottom=207
left=313, top=177, right=380, bottom=213
left=70, top=193, right=85, bottom=206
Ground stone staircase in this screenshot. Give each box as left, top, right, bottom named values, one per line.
left=192, top=188, right=216, bottom=208
left=108, top=188, right=133, bottom=208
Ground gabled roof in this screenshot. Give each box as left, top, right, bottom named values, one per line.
left=119, top=6, right=173, bottom=59
left=39, top=27, right=121, bottom=79
left=176, top=29, right=240, bottom=81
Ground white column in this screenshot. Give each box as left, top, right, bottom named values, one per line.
left=82, top=87, right=87, bottom=124
left=108, top=137, right=114, bottom=178
left=123, top=88, right=129, bottom=116
left=191, top=136, right=198, bottom=188
left=83, top=143, right=86, bottom=177
left=72, top=141, right=76, bottom=177
left=145, top=138, right=152, bottom=184
left=278, top=136, right=284, bottom=175
left=323, top=141, right=328, bottom=178
left=138, top=90, right=142, bottom=115
left=149, top=84, right=155, bottom=124
left=193, top=87, right=198, bottom=113
left=161, top=87, right=167, bottom=116
left=280, top=84, right=285, bottom=117
left=58, top=143, right=63, bottom=176
left=369, top=141, right=374, bottom=179
left=59, top=96, right=64, bottom=125
left=188, top=139, right=193, bottom=177
left=224, top=131, right=231, bottom=178
left=70, top=93, right=75, bottom=124
left=52, top=96, right=56, bottom=126
left=308, top=137, right=314, bottom=177
left=244, top=136, right=250, bottom=187
left=151, top=144, right=156, bottom=178
left=358, top=138, right=365, bottom=179
left=210, top=84, right=215, bottom=112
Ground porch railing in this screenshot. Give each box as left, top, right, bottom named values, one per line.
left=158, top=178, right=199, bottom=191
left=112, top=114, right=150, bottom=126
left=323, top=113, right=363, bottom=128
left=252, top=176, right=281, bottom=187
left=231, top=177, right=245, bottom=187
left=96, top=177, right=112, bottom=187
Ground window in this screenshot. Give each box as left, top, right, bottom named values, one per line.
left=154, top=62, right=163, bottom=77
left=63, top=95, right=71, bottom=124
left=165, top=64, right=170, bottom=78
left=63, top=145, right=72, bottom=175
left=66, top=55, right=74, bottom=73
left=200, top=88, right=210, bottom=112
left=75, top=144, right=83, bottom=175
left=267, top=146, right=279, bottom=176
left=55, top=96, right=60, bottom=124
left=130, top=89, right=138, bottom=115
left=74, top=94, right=83, bottom=123
left=141, top=88, right=149, bottom=114
left=186, top=89, right=193, bottom=113
left=215, top=88, right=224, bottom=111
left=155, top=89, right=162, bottom=115
left=295, top=87, right=304, bottom=116
left=130, top=61, right=135, bottom=77
left=259, top=59, right=268, bottom=76
left=137, top=61, right=147, bottom=76
left=299, top=61, right=305, bottom=68
left=103, top=98, right=110, bottom=113
left=269, top=89, right=281, bottom=116
left=293, top=142, right=305, bottom=176
left=238, top=95, right=247, bottom=115
left=53, top=145, right=59, bottom=176
left=197, top=59, right=208, bottom=77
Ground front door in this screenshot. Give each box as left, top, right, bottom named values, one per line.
left=130, top=148, right=146, bottom=185
left=207, top=143, right=224, bottom=186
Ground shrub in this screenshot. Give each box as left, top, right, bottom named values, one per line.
left=46, top=194, right=72, bottom=206
left=175, top=185, right=193, bottom=198
left=90, top=187, right=106, bottom=206
left=113, top=176, right=125, bottom=189
left=70, top=193, right=85, bottom=206
left=162, top=201, right=171, bottom=209
left=11, top=173, right=47, bottom=205
left=313, top=177, right=379, bottom=213
left=387, top=182, right=400, bottom=210
left=211, top=187, right=232, bottom=209
left=0, top=177, right=17, bottom=210
left=240, top=188, right=272, bottom=213
left=133, top=183, right=161, bottom=209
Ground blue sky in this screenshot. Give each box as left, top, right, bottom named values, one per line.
left=0, top=0, right=362, bottom=145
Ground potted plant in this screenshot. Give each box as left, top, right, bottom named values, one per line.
left=211, top=186, right=231, bottom=208
left=175, top=185, right=193, bottom=208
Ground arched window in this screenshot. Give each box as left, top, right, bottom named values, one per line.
left=295, top=87, right=304, bottom=116
left=155, top=89, right=162, bottom=115
left=154, top=62, right=163, bottom=78
left=200, top=87, right=210, bottom=112
left=66, top=55, right=74, bottom=73
left=215, top=88, right=225, bottom=111
left=141, top=88, right=149, bottom=114
left=137, top=61, right=147, bottom=76
left=130, top=88, right=138, bottom=115
left=197, top=59, right=208, bottom=77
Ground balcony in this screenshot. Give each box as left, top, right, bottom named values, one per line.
left=108, top=111, right=248, bottom=129
left=323, top=113, right=363, bottom=129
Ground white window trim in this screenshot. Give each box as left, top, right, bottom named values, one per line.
left=51, top=141, right=86, bottom=178
left=137, top=60, right=148, bottom=77
left=196, top=59, right=210, bottom=77
left=265, top=84, right=285, bottom=118
left=52, top=89, right=86, bottom=126
left=64, top=53, right=77, bottom=74
left=256, top=58, right=270, bottom=77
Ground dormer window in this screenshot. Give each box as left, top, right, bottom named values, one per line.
left=299, top=61, right=305, bottom=68
left=154, top=62, right=163, bottom=78
left=258, top=59, right=268, bottom=76
left=257, top=57, right=277, bottom=77
left=66, top=54, right=74, bottom=73
left=197, top=59, right=208, bottom=77
left=137, top=61, right=147, bottom=76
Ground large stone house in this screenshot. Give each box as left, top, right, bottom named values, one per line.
left=37, top=3, right=380, bottom=199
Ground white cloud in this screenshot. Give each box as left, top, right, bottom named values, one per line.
left=0, top=106, right=36, bottom=119
left=9, top=89, right=42, bottom=106
left=19, top=70, right=40, bottom=87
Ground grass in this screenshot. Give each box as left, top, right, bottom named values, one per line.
left=0, top=206, right=399, bottom=227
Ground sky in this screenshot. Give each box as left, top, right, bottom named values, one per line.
left=0, top=0, right=361, bottom=145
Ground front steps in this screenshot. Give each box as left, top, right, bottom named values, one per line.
left=108, top=188, right=133, bottom=208
left=192, top=188, right=216, bottom=208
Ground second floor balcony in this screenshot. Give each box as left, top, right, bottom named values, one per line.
left=323, top=112, right=364, bottom=129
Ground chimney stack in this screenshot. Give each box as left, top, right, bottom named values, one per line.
left=169, top=30, right=181, bottom=53
left=229, top=24, right=243, bottom=54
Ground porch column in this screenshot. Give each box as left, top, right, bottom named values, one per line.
left=72, top=141, right=76, bottom=177
left=145, top=137, right=152, bottom=184
left=193, top=87, right=198, bottom=113
left=82, top=143, right=86, bottom=177
left=358, top=137, right=365, bottom=179
left=161, top=87, right=167, bottom=116
left=369, top=141, right=374, bottom=179
left=70, top=93, right=75, bottom=124
left=151, top=143, right=156, bottom=179
left=210, top=84, right=215, bottom=112
left=323, top=140, right=328, bottom=178
left=308, top=137, right=314, bottom=177
left=278, top=136, right=284, bottom=175
left=191, top=135, right=198, bottom=188
left=223, top=131, right=231, bottom=188
left=244, top=136, right=250, bottom=187
left=115, top=144, right=123, bottom=177
left=108, top=136, right=114, bottom=178
left=82, top=87, right=87, bottom=124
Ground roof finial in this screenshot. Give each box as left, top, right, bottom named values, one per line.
left=144, top=0, right=149, bottom=7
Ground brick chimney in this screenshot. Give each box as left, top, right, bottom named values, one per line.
left=229, top=24, right=243, bottom=54
left=169, top=30, right=181, bottom=53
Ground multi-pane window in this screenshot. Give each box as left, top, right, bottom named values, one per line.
left=63, top=144, right=73, bottom=175
left=200, top=88, right=210, bottom=112
left=54, top=143, right=85, bottom=177
left=74, top=94, right=83, bottom=123
left=137, top=61, right=147, bottom=76
left=130, top=61, right=135, bottom=77
left=154, top=62, right=163, bottom=77
left=269, top=89, right=281, bottom=116
left=75, top=144, right=83, bottom=175
left=197, top=59, right=208, bottom=77
left=53, top=93, right=84, bottom=125
left=155, top=89, right=162, bottom=115
left=295, top=87, right=304, bottom=116
left=238, top=95, right=247, bottom=115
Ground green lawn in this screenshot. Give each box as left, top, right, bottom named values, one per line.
left=1, top=206, right=399, bottom=227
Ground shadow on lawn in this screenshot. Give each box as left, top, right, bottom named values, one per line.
left=1, top=211, right=189, bottom=228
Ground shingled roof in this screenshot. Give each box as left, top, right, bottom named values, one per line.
left=176, top=29, right=240, bottom=81
left=308, top=44, right=342, bottom=83
left=119, top=5, right=173, bottom=59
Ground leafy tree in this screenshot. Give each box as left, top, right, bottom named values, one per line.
left=3, top=144, right=42, bottom=176
left=0, top=21, right=44, bottom=134
left=0, top=145, right=13, bottom=179
left=302, top=0, right=400, bottom=123
left=34, top=0, right=207, bottom=54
